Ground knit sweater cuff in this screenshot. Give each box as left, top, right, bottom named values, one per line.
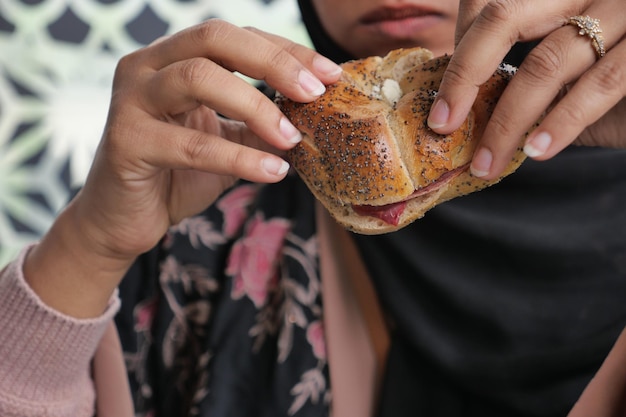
left=0, top=244, right=121, bottom=416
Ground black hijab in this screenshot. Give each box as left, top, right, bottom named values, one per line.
left=296, top=0, right=355, bottom=64
left=292, top=4, right=626, bottom=417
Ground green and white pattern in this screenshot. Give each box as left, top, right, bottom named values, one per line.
left=0, top=0, right=309, bottom=266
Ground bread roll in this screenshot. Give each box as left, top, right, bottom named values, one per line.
left=276, top=47, right=527, bottom=234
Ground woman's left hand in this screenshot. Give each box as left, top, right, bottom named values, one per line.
left=428, top=0, right=626, bottom=180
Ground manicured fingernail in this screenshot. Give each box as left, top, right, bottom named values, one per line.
left=428, top=97, right=450, bottom=129
left=263, top=158, right=290, bottom=176
left=313, top=55, right=343, bottom=76
left=524, top=131, right=552, bottom=158
left=470, top=147, right=492, bottom=178
left=298, top=70, right=326, bottom=96
left=280, top=117, right=302, bottom=144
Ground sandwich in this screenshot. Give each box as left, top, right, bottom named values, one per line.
left=276, top=47, right=527, bottom=234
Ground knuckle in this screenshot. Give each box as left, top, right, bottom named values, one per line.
left=249, top=93, right=266, bottom=114
left=481, top=0, right=518, bottom=27
left=554, top=100, right=587, bottom=125
left=114, top=52, right=141, bottom=82
left=181, top=132, right=215, bottom=165
left=442, top=59, right=481, bottom=88
left=487, top=110, right=516, bottom=139
left=278, top=39, right=302, bottom=58
left=192, top=18, right=234, bottom=47
left=112, top=55, right=146, bottom=101
left=520, top=39, right=566, bottom=83
left=178, top=58, right=211, bottom=88
left=230, top=147, right=249, bottom=172
left=264, top=48, right=295, bottom=76
left=587, top=60, right=626, bottom=95
left=246, top=90, right=273, bottom=121
left=115, top=54, right=133, bottom=76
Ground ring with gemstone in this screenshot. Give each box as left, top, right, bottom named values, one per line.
left=567, top=15, right=606, bottom=58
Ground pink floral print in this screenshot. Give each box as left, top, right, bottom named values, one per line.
left=306, top=321, right=326, bottom=361
left=134, top=297, right=158, bottom=332
left=121, top=178, right=329, bottom=417
left=227, top=214, right=292, bottom=308
left=217, top=184, right=260, bottom=237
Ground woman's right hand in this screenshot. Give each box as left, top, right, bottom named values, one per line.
left=23, top=20, right=342, bottom=317
left=428, top=0, right=626, bottom=180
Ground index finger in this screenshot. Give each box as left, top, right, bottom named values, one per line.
left=142, top=19, right=343, bottom=102
left=428, top=0, right=571, bottom=134
left=454, top=0, right=490, bottom=46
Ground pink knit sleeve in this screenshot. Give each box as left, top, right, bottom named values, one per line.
left=0, top=245, right=121, bottom=417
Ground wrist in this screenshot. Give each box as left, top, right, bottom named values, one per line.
left=23, top=199, right=135, bottom=319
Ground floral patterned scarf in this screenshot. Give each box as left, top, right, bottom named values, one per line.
left=115, top=175, right=330, bottom=417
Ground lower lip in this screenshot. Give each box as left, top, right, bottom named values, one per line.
left=363, top=15, right=441, bottom=38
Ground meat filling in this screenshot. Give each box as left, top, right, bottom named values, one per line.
left=352, top=165, right=468, bottom=225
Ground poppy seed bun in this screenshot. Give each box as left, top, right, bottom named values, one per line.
left=275, top=47, right=527, bottom=234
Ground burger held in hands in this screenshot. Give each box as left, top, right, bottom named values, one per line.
left=276, top=47, right=532, bottom=234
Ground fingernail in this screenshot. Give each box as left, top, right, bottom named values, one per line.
left=524, top=131, right=552, bottom=158
left=313, top=55, right=343, bottom=76
left=470, top=147, right=492, bottom=178
left=263, top=158, right=290, bottom=176
left=298, top=70, right=326, bottom=96
left=280, top=117, right=302, bottom=144
left=428, top=98, right=450, bottom=129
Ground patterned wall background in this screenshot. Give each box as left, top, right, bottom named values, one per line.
left=0, top=0, right=311, bottom=266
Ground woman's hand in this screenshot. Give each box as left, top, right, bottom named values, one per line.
left=427, top=0, right=626, bottom=180
left=79, top=19, right=341, bottom=258
left=24, top=20, right=342, bottom=317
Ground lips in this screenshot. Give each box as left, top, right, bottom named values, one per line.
left=358, top=5, right=444, bottom=39
left=360, top=5, right=439, bottom=24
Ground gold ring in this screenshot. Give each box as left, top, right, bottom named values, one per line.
left=567, top=15, right=606, bottom=58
